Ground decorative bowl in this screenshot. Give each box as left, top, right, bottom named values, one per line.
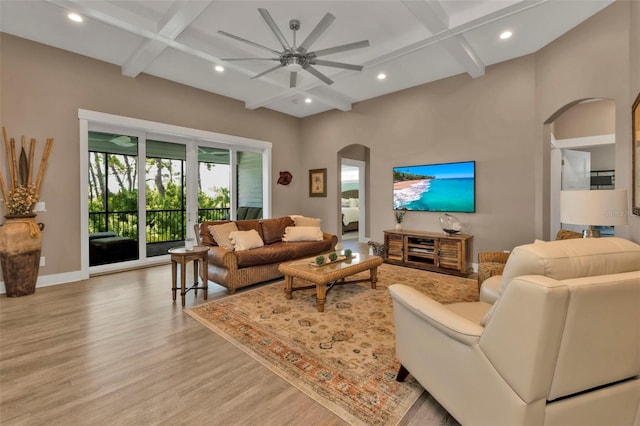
left=439, top=214, right=462, bottom=236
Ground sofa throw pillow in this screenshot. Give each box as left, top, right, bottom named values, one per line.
left=199, top=221, right=226, bottom=246
left=229, top=229, right=264, bottom=251
left=294, top=216, right=321, bottom=228
left=282, top=226, right=323, bottom=242
left=208, top=222, right=238, bottom=250
left=261, top=216, right=294, bottom=244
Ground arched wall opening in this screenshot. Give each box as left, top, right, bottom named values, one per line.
left=337, top=144, right=370, bottom=243
left=543, top=98, right=617, bottom=239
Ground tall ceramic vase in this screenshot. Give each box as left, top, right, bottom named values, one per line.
left=0, top=215, right=44, bottom=297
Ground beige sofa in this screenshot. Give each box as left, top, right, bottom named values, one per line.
left=196, top=216, right=337, bottom=294
left=390, top=237, right=640, bottom=426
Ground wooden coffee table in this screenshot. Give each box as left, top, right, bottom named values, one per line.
left=279, top=253, right=383, bottom=312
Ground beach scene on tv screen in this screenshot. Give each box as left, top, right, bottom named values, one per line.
left=393, top=162, right=475, bottom=212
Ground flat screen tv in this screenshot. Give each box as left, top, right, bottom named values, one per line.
left=393, top=161, right=475, bottom=213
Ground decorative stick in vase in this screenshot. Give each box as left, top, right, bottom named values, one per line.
left=35, top=138, right=54, bottom=198
left=27, top=138, right=35, bottom=186
left=2, top=127, right=14, bottom=189
left=18, top=136, right=28, bottom=186
left=0, top=165, right=7, bottom=203
left=10, top=138, right=18, bottom=189
left=0, top=128, right=8, bottom=201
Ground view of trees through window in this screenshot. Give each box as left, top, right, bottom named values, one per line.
left=88, top=133, right=231, bottom=249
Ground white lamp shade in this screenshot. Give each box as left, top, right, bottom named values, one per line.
left=560, top=189, right=628, bottom=226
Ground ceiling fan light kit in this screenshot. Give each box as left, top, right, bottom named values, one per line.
left=219, top=8, right=370, bottom=88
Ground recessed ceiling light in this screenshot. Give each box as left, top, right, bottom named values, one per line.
left=305, top=98, right=312, bottom=104
left=377, top=73, right=387, bottom=80
left=68, top=13, right=83, bottom=23
left=214, top=65, right=224, bottom=72
left=500, top=31, right=513, bottom=40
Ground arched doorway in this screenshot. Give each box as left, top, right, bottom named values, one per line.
left=545, top=99, right=616, bottom=238
left=337, top=144, right=370, bottom=243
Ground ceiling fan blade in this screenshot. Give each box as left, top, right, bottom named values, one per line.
left=258, top=8, right=291, bottom=51
left=310, top=59, right=363, bottom=71
left=310, top=40, right=370, bottom=58
left=305, top=65, right=334, bottom=85
left=221, top=58, right=280, bottom=61
left=251, top=64, right=285, bottom=80
left=218, top=30, right=281, bottom=55
left=289, top=72, right=297, bottom=88
left=299, top=12, right=336, bottom=52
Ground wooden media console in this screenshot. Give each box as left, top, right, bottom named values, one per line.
left=383, top=229, right=473, bottom=277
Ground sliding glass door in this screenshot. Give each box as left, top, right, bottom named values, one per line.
left=88, top=132, right=140, bottom=266
left=85, top=119, right=269, bottom=272
left=145, top=140, right=187, bottom=257
left=237, top=151, right=263, bottom=218
left=197, top=146, right=231, bottom=222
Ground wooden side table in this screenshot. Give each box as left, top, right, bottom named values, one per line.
left=168, top=246, right=209, bottom=306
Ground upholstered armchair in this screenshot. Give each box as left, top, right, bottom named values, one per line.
left=390, top=237, right=640, bottom=426
left=478, top=229, right=582, bottom=302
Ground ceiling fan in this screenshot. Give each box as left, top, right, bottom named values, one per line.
left=218, top=8, right=370, bottom=88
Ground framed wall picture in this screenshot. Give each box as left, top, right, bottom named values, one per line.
left=309, top=168, right=327, bottom=197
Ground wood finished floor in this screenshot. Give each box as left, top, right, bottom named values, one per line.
left=0, top=242, right=452, bottom=425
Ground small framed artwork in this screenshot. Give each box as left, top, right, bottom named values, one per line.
left=309, top=168, right=327, bottom=197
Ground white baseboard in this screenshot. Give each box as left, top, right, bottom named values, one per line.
left=0, top=270, right=88, bottom=295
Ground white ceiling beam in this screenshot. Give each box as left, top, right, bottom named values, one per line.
left=122, top=1, right=214, bottom=78
left=401, top=0, right=484, bottom=78
left=440, top=35, right=485, bottom=78
left=401, top=0, right=449, bottom=33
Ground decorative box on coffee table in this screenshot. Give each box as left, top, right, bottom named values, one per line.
left=383, top=229, right=473, bottom=277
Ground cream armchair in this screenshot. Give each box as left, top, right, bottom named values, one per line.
left=390, top=237, right=640, bottom=426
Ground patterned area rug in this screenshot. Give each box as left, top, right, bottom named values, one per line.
left=185, top=263, right=478, bottom=425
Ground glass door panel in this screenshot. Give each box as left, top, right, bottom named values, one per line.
left=237, top=150, right=263, bottom=219
left=145, top=140, right=187, bottom=257
left=197, top=146, right=231, bottom=222
left=88, top=131, right=140, bottom=266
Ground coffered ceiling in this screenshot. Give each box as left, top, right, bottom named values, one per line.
left=0, top=0, right=614, bottom=117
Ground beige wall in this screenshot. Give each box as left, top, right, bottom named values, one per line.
left=553, top=100, right=615, bottom=139
left=301, top=56, right=537, bottom=254
left=0, top=33, right=302, bottom=280
left=584, top=145, right=616, bottom=171
left=1, top=0, right=638, bottom=286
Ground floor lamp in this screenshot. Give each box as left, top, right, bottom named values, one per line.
left=560, top=189, right=628, bottom=237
